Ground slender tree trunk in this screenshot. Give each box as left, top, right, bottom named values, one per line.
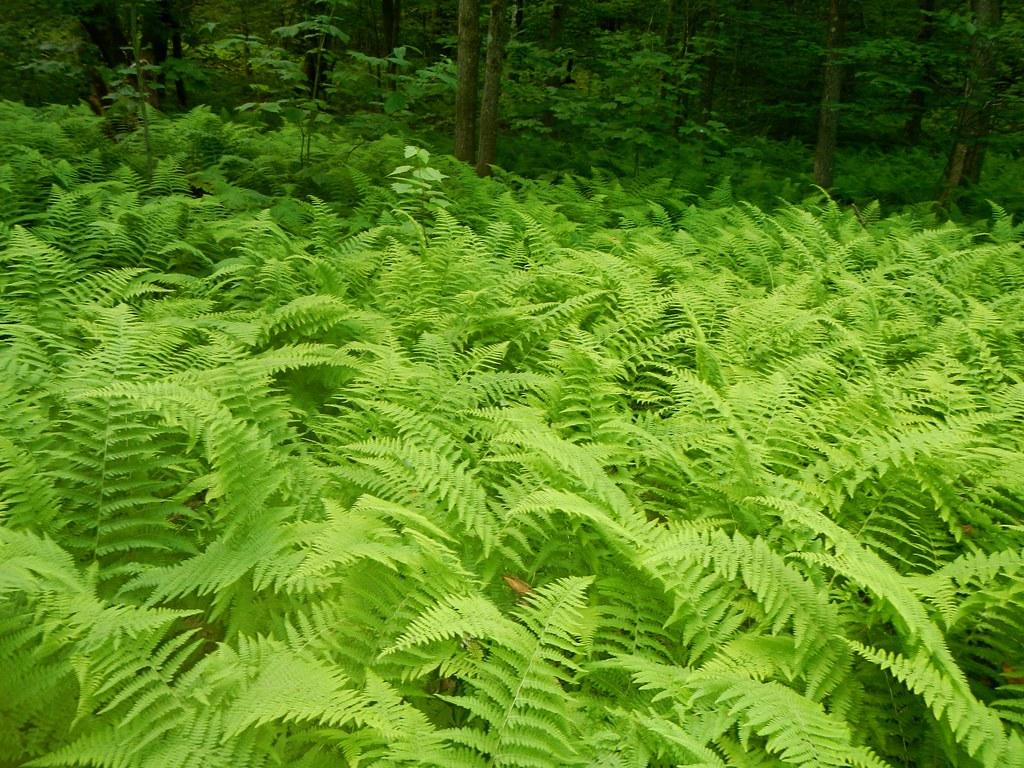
left=171, top=27, right=187, bottom=106
left=538, top=2, right=569, bottom=130
left=939, top=0, right=1001, bottom=207
left=665, top=0, right=676, bottom=47
left=382, top=0, right=402, bottom=87
left=663, top=0, right=678, bottom=119
left=130, top=1, right=154, bottom=177
left=425, top=0, right=442, bottom=59
left=962, top=0, right=1000, bottom=184
left=698, top=48, right=718, bottom=124
left=476, top=0, right=511, bottom=176
left=813, top=0, right=844, bottom=189
left=366, top=0, right=382, bottom=58
left=665, top=0, right=698, bottom=129
left=549, top=2, right=564, bottom=45
left=454, top=0, right=481, bottom=162
left=239, top=1, right=253, bottom=80
left=148, top=20, right=169, bottom=105
left=146, top=0, right=188, bottom=108
left=382, top=0, right=401, bottom=54
left=698, top=0, right=719, bottom=125
left=904, top=0, right=935, bottom=143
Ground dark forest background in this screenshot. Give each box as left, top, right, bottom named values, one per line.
left=1, top=1, right=1022, bottom=212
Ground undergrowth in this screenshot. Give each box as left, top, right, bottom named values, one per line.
left=1, top=102, right=1024, bottom=768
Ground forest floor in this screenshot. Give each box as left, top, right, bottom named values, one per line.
left=1, top=103, right=1023, bottom=768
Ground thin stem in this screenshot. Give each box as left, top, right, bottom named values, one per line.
left=304, top=4, right=337, bottom=166
left=130, top=0, right=154, bottom=178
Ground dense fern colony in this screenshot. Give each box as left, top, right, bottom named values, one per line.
left=2, top=103, right=1024, bottom=768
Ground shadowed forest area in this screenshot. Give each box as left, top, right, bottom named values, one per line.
left=2, top=0, right=1023, bottom=210
left=1, top=3, right=1023, bottom=768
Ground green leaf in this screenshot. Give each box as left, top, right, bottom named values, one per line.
left=384, top=91, right=408, bottom=114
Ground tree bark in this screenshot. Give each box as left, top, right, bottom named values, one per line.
left=78, top=0, right=130, bottom=111
left=382, top=0, right=401, bottom=54
left=698, top=50, right=718, bottom=124
left=129, top=1, right=154, bottom=175
left=939, top=0, right=1001, bottom=207
left=425, top=0, right=442, bottom=59
left=903, top=0, right=935, bottom=144
left=476, top=0, right=511, bottom=176
left=549, top=2, right=564, bottom=46
left=454, top=0, right=481, bottom=162
left=697, top=0, right=720, bottom=125
left=145, top=0, right=188, bottom=108
left=665, top=0, right=677, bottom=48
left=813, top=0, right=844, bottom=189
left=171, top=27, right=187, bottom=106
left=79, top=1, right=131, bottom=69
left=382, top=0, right=402, bottom=86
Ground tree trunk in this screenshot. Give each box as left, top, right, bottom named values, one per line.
left=939, top=0, right=1001, bottom=207
left=129, top=1, right=154, bottom=176
left=698, top=49, right=718, bottom=125
left=144, top=0, right=188, bottom=108
left=382, top=0, right=401, bottom=54
left=79, top=1, right=131, bottom=68
left=425, top=0, right=442, bottom=59
left=514, top=0, right=524, bottom=32
left=549, top=2, right=564, bottom=45
left=366, top=0, right=382, bottom=59
left=697, top=0, right=720, bottom=125
left=665, top=0, right=676, bottom=48
left=171, top=27, right=187, bottom=106
left=903, top=0, right=935, bottom=144
left=382, top=0, right=402, bottom=86
left=476, top=0, right=511, bottom=176
left=813, top=0, right=844, bottom=189
left=454, top=0, right=481, bottom=162
left=78, top=0, right=130, bottom=111
left=239, top=3, right=253, bottom=80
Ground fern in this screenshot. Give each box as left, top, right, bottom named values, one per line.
left=0, top=102, right=1022, bottom=768
left=386, top=577, right=595, bottom=767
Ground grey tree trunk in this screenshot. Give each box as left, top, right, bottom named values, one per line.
left=382, top=0, right=401, bottom=87
left=813, top=0, right=844, bottom=189
left=904, top=0, right=935, bottom=143
left=939, top=0, right=1001, bottom=207
left=698, top=0, right=720, bottom=125
left=476, top=0, right=511, bottom=176
left=455, top=0, right=482, bottom=163
left=171, top=27, right=187, bottom=106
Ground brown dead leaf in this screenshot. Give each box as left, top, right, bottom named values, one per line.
left=502, top=574, right=533, bottom=598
